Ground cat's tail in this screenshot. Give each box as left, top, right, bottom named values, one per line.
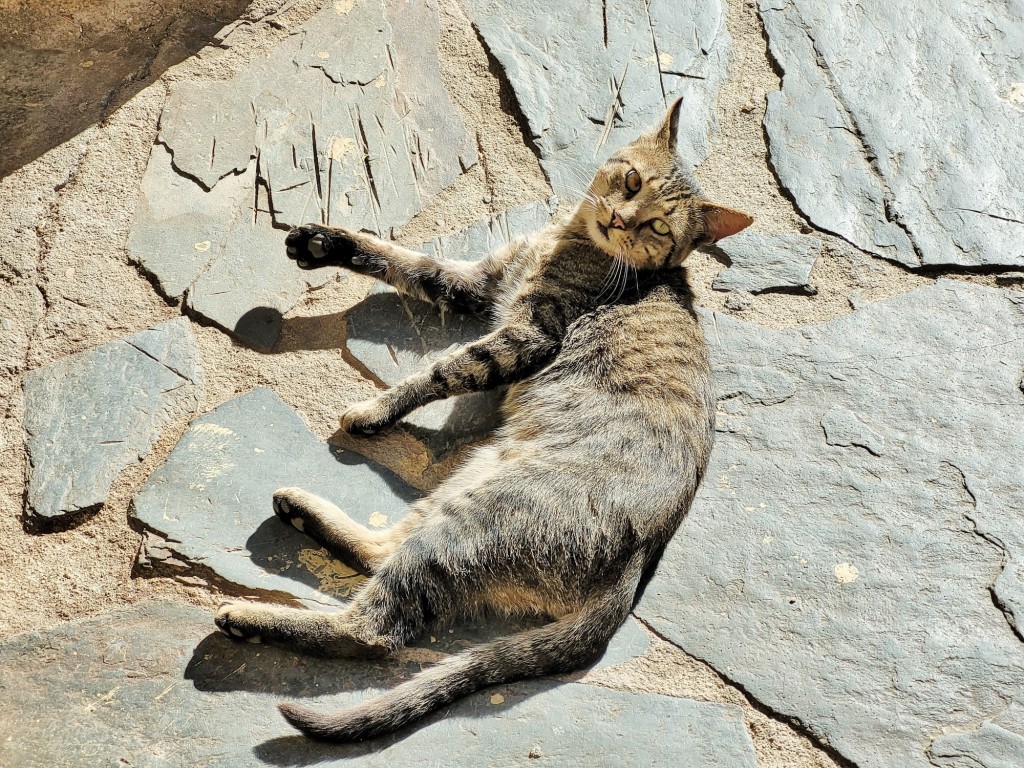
left=277, top=555, right=644, bottom=742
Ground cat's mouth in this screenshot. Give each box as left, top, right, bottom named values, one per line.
left=596, top=221, right=610, bottom=240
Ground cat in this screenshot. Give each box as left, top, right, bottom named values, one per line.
left=213, top=97, right=752, bottom=742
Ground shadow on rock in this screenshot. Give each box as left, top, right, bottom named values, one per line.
left=253, top=734, right=387, bottom=766
left=325, top=447, right=422, bottom=503
left=347, top=290, right=488, bottom=357
left=184, top=632, right=413, bottom=697
left=245, top=515, right=367, bottom=599
left=234, top=306, right=284, bottom=352
left=273, top=310, right=352, bottom=354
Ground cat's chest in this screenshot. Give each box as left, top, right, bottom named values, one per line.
left=490, top=249, right=545, bottom=325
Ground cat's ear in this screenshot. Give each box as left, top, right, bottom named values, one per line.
left=655, top=97, right=684, bottom=150
left=700, top=202, right=753, bottom=243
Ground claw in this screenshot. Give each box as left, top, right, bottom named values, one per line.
left=298, top=260, right=310, bottom=268
left=309, top=234, right=326, bottom=259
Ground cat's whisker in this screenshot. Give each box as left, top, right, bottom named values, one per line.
left=612, top=253, right=629, bottom=305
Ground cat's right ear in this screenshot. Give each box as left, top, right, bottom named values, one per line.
left=655, top=97, right=683, bottom=150
left=700, top=202, right=753, bottom=243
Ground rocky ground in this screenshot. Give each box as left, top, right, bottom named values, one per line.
left=1, top=0, right=1022, bottom=766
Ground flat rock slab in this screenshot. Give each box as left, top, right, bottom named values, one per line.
left=637, top=281, right=1024, bottom=768
left=461, top=0, right=729, bottom=196
left=760, top=0, right=1024, bottom=269
left=22, top=318, right=201, bottom=524
left=712, top=232, right=819, bottom=294
left=345, top=201, right=553, bottom=457
left=0, top=602, right=751, bottom=767
left=131, top=387, right=419, bottom=606
left=128, top=0, right=476, bottom=350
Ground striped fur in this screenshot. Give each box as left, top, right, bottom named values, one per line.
left=216, top=99, right=752, bottom=742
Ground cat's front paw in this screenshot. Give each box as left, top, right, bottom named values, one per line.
left=214, top=602, right=264, bottom=644
left=339, top=396, right=398, bottom=436
left=284, top=224, right=362, bottom=270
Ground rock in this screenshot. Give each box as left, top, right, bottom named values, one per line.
left=128, top=0, right=476, bottom=349
left=345, top=201, right=554, bottom=457
left=130, top=387, right=419, bottom=606
left=712, top=232, right=819, bottom=294
left=820, top=407, right=885, bottom=456
left=461, top=0, right=729, bottom=197
left=637, top=280, right=1024, bottom=768
left=928, top=702, right=1024, bottom=768
left=760, top=0, right=1024, bottom=269
left=22, top=318, right=201, bottom=524
left=0, top=602, right=753, bottom=767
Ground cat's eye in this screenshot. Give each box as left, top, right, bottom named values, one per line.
left=651, top=219, right=671, bottom=235
left=625, top=169, right=642, bottom=194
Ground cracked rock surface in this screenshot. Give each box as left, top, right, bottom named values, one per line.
left=712, top=232, right=819, bottom=294
left=127, top=0, right=476, bottom=350
left=461, top=0, right=729, bottom=196
left=0, top=602, right=752, bottom=768
left=761, top=0, right=1024, bottom=269
left=131, top=387, right=418, bottom=605
left=345, top=200, right=553, bottom=456
left=637, top=281, right=1024, bottom=768
left=23, top=318, right=202, bottom=523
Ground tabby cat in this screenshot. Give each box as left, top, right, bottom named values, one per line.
left=214, top=98, right=752, bottom=741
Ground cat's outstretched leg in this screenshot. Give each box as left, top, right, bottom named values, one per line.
left=216, top=523, right=476, bottom=656
left=284, top=224, right=504, bottom=317
left=214, top=602, right=390, bottom=657
left=340, top=300, right=563, bottom=434
left=272, top=487, right=425, bottom=574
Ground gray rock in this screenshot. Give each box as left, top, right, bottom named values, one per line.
left=131, top=387, right=419, bottom=606
left=128, top=0, right=476, bottom=349
left=345, top=201, right=554, bottom=456
left=712, top=232, right=819, bottom=294
left=637, top=280, right=1024, bottom=768
left=461, top=0, right=729, bottom=197
left=0, top=602, right=751, bottom=767
left=760, top=0, right=1024, bottom=269
left=929, top=701, right=1024, bottom=768
left=820, top=407, right=885, bottom=456
left=23, top=318, right=201, bottom=523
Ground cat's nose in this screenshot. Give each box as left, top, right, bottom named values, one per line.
left=609, top=210, right=626, bottom=229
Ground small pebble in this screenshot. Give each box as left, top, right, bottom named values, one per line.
left=724, top=291, right=753, bottom=311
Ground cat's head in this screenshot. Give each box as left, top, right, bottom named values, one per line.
left=580, top=98, right=752, bottom=269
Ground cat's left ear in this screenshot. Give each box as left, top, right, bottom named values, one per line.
left=700, top=202, right=754, bottom=243
left=655, top=97, right=684, bottom=149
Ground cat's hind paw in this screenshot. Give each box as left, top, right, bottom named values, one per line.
left=272, top=487, right=310, bottom=533
left=214, top=602, right=264, bottom=644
